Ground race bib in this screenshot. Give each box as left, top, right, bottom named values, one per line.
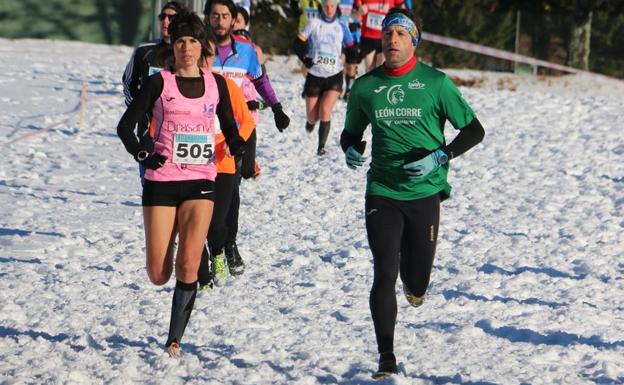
left=366, top=12, right=384, bottom=31
left=314, top=52, right=338, bottom=70
left=172, top=132, right=214, bottom=165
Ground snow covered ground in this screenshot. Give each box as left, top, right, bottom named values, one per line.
left=1, top=38, right=623, bottom=385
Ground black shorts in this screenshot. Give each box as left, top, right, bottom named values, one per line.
left=142, top=179, right=215, bottom=207
left=360, top=37, right=382, bottom=59
left=303, top=71, right=343, bottom=98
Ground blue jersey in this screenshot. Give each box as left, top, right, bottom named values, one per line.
left=213, top=38, right=263, bottom=88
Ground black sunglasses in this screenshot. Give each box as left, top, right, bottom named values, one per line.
left=158, top=13, right=176, bottom=21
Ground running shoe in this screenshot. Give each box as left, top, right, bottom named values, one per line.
left=225, top=241, right=245, bottom=276
left=403, top=284, right=425, bottom=307
left=372, top=352, right=398, bottom=380
left=317, top=147, right=326, bottom=156
left=212, top=248, right=229, bottom=287
left=165, top=342, right=181, bottom=358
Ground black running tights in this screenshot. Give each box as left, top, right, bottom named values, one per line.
left=365, top=194, right=440, bottom=354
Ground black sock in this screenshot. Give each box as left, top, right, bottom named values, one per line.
left=305, top=121, right=315, bottom=132
left=165, top=280, right=197, bottom=347
left=318, top=121, right=331, bottom=150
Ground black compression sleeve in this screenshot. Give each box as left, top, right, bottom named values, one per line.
left=117, top=73, right=163, bottom=157
left=340, top=130, right=364, bottom=152
left=443, top=117, right=485, bottom=160
left=214, top=74, right=242, bottom=148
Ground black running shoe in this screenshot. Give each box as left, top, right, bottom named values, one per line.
left=317, top=147, right=326, bottom=156
left=372, top=352, right=398, bottom=380
left=225, top=241, right=245, bottom=276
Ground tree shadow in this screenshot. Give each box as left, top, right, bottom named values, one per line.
left=475, top=319, right=624, bottom=349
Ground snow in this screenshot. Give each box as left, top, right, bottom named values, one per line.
left=1, top=38, right=624, bottom=384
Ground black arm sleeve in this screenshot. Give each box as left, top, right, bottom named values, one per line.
left=293, top=37, right=309, bottom=62
left=442, top=117, right=485, bottom=160
left=214, top=73, right=245, bottom=156
left=117, top=73, right=163, bottom=157
left=340, top=129, right=364, bottom=152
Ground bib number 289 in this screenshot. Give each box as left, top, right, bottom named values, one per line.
left=172, top=133, right=214, bottom=165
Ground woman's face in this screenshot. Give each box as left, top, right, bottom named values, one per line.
left=322, top=0, right=337, bottom=19
left=234, top=13, right=246, bottom=31
left=173, top=36, right=202, bottom=70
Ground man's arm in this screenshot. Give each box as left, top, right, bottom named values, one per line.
left=442, top=118, right=485, bottom=160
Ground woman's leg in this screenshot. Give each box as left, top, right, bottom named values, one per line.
left=165, top=199, right=214, bottom=349
left=306, top=95, right=320, bottom=126
left=143, top=206, right=177, bottom=285
left=316, top=90, right=341, bottom=154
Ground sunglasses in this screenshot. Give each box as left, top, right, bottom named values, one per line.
left=158, top=13, right=176, bottom=21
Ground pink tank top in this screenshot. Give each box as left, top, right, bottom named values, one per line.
left=145, top=70, right=219, bottom=182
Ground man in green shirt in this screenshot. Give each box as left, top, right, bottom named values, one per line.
left=340, top=7, right=484, bottom=379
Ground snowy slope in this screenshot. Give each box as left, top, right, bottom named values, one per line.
left=1, top=38, right=624, bottom=385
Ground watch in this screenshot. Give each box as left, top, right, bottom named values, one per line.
left=136, top=150, right=150, bottom=162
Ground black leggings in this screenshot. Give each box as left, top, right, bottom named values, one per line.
left=208, top=171, right=241, bottom=252
left=365, top=194, right=440, bottom=354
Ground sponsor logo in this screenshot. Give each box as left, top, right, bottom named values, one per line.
left=366, top=209, right=377, bottom=216
left=165, top=96, right=175, bottom=102
left=373, top=85, right=387, bottom=93
left=408, top=79, right=425, bottom=90
left=201, top=190, right=212, bottom=195
left=387, top=85, right=405, bottom=105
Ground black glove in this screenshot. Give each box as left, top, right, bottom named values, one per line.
left=227, top=135, right=246, bottom=157
left=246, top=100, right=267, bottom=111
left=271, top=103, right=290, bottom=132
left=302, top=57, right=314, bottom=69
left=135, top=149, right=167, bottom=170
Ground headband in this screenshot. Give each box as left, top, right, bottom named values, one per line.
left=382, top=13, right=420, bottom=46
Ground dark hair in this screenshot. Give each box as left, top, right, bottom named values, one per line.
left=384, top=7, right=423, bottom=36
left=236, top=6, right=250, bottom=25
left=204, top=0, right=238, bottom=19
left=169, top=11, right=210, bottom=58
left=204, top=25, right=219, bottom=55
left=161, top=0, right=186, bottom=13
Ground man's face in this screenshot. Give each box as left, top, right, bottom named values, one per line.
left=381, top=25, right=415, bottom=68
left=160, top=8, right=177, bottom=40
left=208, top=4, right=235, bottom=42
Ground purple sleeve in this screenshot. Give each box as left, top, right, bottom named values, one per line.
left=252, top=73, right=280, bottom=107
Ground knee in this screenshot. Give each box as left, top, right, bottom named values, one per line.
left=147, top=270, right=169, bottom=286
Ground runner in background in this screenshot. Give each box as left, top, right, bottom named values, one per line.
left=198, top=29, right=256, bottom=290
left=122, top=0, right=187, bottom=184
left=291, top=0, right=323, bottom=80
left=338, top=0, right=361, bottom=100
left=353, top=0, right=404, bottom=72
left=202, top=0, right=289, bottom=284
left=294, top=0, right=356, bottom=155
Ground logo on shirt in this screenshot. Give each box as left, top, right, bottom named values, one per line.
left=203, top=103, right=215, bottom=118
left=408, top=79, right=426, bottom=90
left=165, top=96, right=175, bottom=102
left=373, top=85, right=387, bottom=93
left=387, top=85, right=405, bottom=106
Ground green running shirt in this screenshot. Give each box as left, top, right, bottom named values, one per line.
left=344, top=60, right=476, bottom=201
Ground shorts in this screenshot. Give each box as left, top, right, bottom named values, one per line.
left=360, top=37, right=382, bottom=59
left=303, top=71, right=343, bottom=98
left=345, top=44, right=361, bottom=64
left=142, top=179, right=215, bottom=207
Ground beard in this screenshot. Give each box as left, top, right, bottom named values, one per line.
left=213, top=27, right=232, bottom=43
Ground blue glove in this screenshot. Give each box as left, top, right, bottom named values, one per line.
left=345, top=141, right=367, bottom=170
left=403, top=148, right=448, bottom=181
